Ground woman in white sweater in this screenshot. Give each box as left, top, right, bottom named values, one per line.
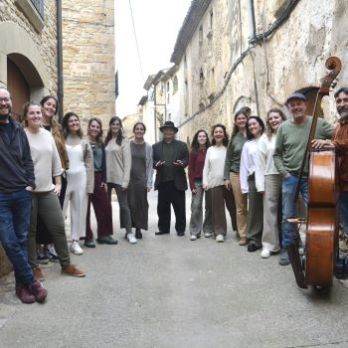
left=24, top=103, right=85, bottom=279
left=104, top=117, right=134, bottom=244
left=203, top=124, right=234, bottom=242
left=240, top=116, right=265, bottom=252
left=255, top=109, right=286, bottom=258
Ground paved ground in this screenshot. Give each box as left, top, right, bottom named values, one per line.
left=1, top=191, right=348, bottom=348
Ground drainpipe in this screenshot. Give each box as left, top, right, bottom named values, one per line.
left=247, top=0, right=257, bottom=43
left=57, top=0, right=64, bottom=123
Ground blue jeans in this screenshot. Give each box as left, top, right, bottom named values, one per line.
left=281, top=175, right=308, bottom=248
left=0, top=189, right=35, bottom=287
left=340, top=191, right=348, bottom=236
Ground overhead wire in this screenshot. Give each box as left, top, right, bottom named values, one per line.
left=128, top=0, right=145, bottom=82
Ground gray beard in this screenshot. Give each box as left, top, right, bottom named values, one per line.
left=339, top=110, right=348, bottom=122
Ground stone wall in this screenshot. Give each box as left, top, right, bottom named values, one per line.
left=62, top=0, right=116, bottom=129
left=174, top=0, right=348, bottom=142
left=0, top=0, right=58, bottom=94
left=0, top=0, right=59, bottom=276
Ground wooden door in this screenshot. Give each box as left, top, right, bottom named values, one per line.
left=7, top=58, right=30, bottom=122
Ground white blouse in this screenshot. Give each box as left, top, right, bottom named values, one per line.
left=255, top=133, right=280, bottom=192
left=240, top=138, right=261, bottom=194
left=202, top=146, right=227, bottom=189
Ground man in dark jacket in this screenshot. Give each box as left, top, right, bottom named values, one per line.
left=0, top=88, right=47, bottom=303
left=152, top=121, right=189, bottom=236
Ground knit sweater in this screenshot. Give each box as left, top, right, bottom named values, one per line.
left=224, top=131, right=247, bottom=178
left=203, top=146, right=227, bottom=189
left=105, top=138, right=132, bottom=188
left=25, top=128, right=62, bottom=192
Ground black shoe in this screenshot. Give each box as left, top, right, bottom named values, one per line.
left=135, top=229, right=143, bottom=239
left=84, top=239, right=96, bottom=248
left=279, top=248, right=290, bottom=266
left=247, top=241, right=261, bottom=252
left=96, top=236, right=118, bottom=245
left=155, top=231, right=169, bottom=235
left=177, top=232, right=185, bottom=237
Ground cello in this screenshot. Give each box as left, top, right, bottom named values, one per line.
left=287, top=56, right=342, bottom=289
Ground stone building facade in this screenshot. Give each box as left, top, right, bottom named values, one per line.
left=0, top=0, right=59, bottom=276
left=0, top=0, right=116, bottom=276
left=169, top=0, right=348, bottom=142
left=0, top=0, right=58, bottom=119
left=62, top=0, right=116, bottom=128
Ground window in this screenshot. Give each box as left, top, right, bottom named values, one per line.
left=199, top=25, right=203, bottom=45
left=173, top=76, right=178, bottom=94
left=210, top=9, right=214, bottom=29
left=15, top=0, right=45, bottom=32
left=199, top=68, right=204, bottom=82
left=184, top=80, right=189, bottom=116
left=30, top=0, right=44, bottom=18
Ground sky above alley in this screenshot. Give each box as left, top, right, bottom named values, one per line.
left=115, top=0, right=192, bottom=117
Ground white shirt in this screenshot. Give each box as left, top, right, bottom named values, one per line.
left=202, top=146, right=226, bottom=189
left=240, top=138, right=261, bottom=194
left=25, top=128, right=62, bottom=192
left=255, top=133, right=280, bottom=192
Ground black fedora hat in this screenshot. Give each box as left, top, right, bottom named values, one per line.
left=159, top=121, right=178, bottom=133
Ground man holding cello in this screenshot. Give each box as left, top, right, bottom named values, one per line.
left=273, top=92, right=334, bottom=266
left=316, top=87, right=348, bottom=248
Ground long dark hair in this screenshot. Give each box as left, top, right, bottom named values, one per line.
left=211, top=124, right=229, bottom=146
left=62, top=112, right=83, bottom=138
left=266, top=108, right=286, bottom=139
left=104, top=116, right=124, bottom=146
left=231, top=109, right=249, bottom=138
left=88, top=117, right=103, bottom=143
left=40, top=95, right=59, bottom=116
left=191, top=129, right=211, bottom=153
left=247, top=116, right=265, bottom=140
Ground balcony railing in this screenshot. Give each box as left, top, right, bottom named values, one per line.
left=30, top=0, right=44, bottom=19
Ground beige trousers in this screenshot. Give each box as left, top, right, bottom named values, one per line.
left=230, top=172, right=247, bottom=239
left=262, top=174, right=282, bottom=252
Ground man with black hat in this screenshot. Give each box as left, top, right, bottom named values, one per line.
left=152, top=121, right=189, bottom=236
left=273, top=92, right=333, bottom=265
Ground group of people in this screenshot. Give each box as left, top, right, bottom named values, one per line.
left=0, top=85, right=348, bottom=304
left=157, top=90, right=348, bottom=270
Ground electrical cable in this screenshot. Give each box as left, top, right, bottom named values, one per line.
left=128, top=0, right=145, bottom=82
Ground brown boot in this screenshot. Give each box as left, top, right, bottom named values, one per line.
left=16, top=286, right=36, bottom=304
left=62, top=264, right=85, bottom=277
left=32, top=267, right=45, bottom=281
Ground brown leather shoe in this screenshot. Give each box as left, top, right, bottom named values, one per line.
left=32, top=267, right=45, bottom=281
left=239, top=237, right=247, bottom=246
left=62, top=264, right=86, bottom=277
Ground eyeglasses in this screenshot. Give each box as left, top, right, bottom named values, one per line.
left=0, top=98, right=10, bottom=103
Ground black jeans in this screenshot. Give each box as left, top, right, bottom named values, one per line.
left=157, top=181, right=186, bottom=234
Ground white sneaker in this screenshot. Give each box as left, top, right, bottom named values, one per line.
left=127, top=233, right=137, bottom=244
left=70, top=241, right=83, bottom=255
left=216, top=235, right=224, bottom=243
left=190, top=235, right=197, bottom=241
left=260, top=249, right=271, bottom=259
left=204, top=232, right=212, bottom=238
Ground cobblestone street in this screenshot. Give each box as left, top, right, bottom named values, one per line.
left=1, top=191, right=348, bottom=348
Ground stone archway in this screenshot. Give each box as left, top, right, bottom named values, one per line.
left=0, top=21, right=50, bottom=100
